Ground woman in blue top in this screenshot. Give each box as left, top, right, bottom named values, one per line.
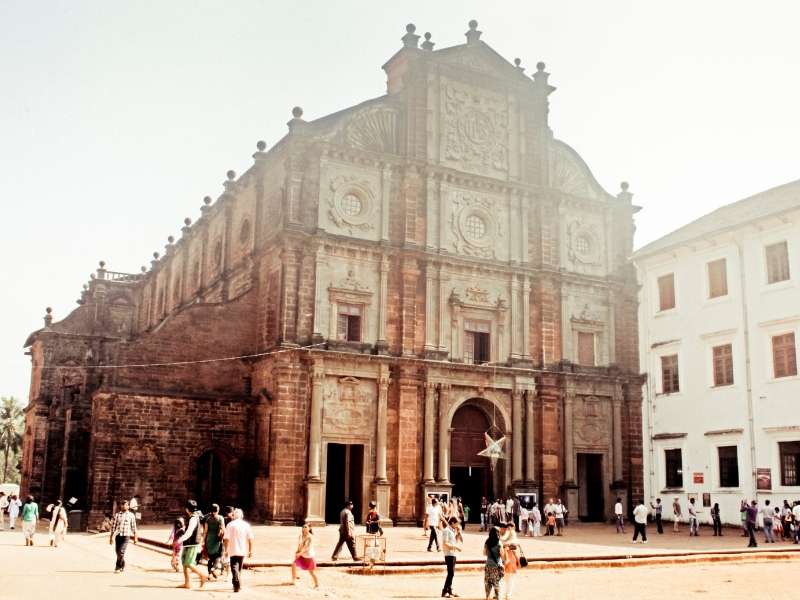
left=482, top=527, right=505, bottom=600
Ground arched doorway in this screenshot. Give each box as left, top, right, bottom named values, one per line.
left=450, top=404, right=495, bottom=524
left=195, top=450, right=223, bottom=510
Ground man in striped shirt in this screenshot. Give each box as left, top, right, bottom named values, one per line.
left=109, top=500, right=138, bottom=573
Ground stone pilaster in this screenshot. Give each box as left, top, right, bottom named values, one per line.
left=525, top=388, right=535, bottom=482
left=423, top=381, right=436, bottom=483
left=375, top=365, right=389, bottom=482
left=512, top=389, right=523, bottom=482
left=437, top=384, right=450, bottom=482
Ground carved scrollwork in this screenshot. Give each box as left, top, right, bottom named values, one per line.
left=327, top=175, right=376, bottom=234
left=567, top=219, right=602, bottom=266
left=449, top=192, right=503, bottom=259
left=344, top=107, right=398, bottom=154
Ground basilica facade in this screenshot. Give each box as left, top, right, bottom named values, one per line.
left=22, top=21, right=644, bottom=527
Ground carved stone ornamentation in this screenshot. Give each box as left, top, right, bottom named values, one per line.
left=566, top=219, right=602, bottom=266
left=327, top=175, right=376, bottom=235
left=442, top=81, right=508, bottom=176
left=449, top=192, right=503, bottom=259
left=549, top=142, right=602, bottom=200
left=336, top=267, right=371, bottom=293
left=465, top=286, right=490, bottom=303
left=344, top=107, right=398, bottom=154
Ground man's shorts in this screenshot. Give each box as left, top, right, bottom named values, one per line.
left=181, top=545, right=199, bottom=567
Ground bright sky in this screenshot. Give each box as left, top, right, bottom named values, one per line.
left=1, top=1, right=798, bottom=401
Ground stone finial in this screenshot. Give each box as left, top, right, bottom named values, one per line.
left=153, top=251, right=160, bottom=260
left=182, top=217, right=192, bottom=235
left=83, top=284, right=89, bottom=290
left=401, top=23, right=420, bottom=49
left=514, top=57, right=525, bottom=73
left=256, top=140, right=266, bottom=152
left=44, top=307, right=53, bottom=328
left=140, top=266, right=147, bottom=273
left=288, top=106, right=307, bottom=134
left=226, top=170, right=236, bottom=181
left=203, top=195, right=212, bottom=205
left=99, top=260, right=106, bottom=269
left=532, top=61, right=556, bottom=96
left=167, top=235, right=175, bottom=244
left=421, top=32, right=435, bottom=51
left=617, top=181, right=633, bottom=202
left=184, top=217, right=191, bottom=226
left=465, top=19, right=482, bottom=45
left=97, top=260, right=107, bottom=280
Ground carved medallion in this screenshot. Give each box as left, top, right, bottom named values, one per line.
left=327, top=175, right=376, bottom=234
left=449, top=192, right=503, bottom=259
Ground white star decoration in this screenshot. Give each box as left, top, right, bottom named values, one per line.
left=477, top=432, right=506, bottom=470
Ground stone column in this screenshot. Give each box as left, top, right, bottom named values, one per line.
left=522, top=276, right=531, bottom=360
left=376, top=254, right=389, bottom=351
left=612, top=389, right=623, bottom=484
left=438, top=266, right=448, bottom=352
left=510, top=276, right=521, bottom=359
left=512, top=389, right=523, bottom=482
left=312, top=244, right=326, bottom=339
left=564, top=391, right=576, bottom=483
left=525, top=388, right=535, bottom=481
left=307, top=364, right=324, bottom=480
left=423, top=382, right=436, bottom=483
left=437, top=384, right=450, bottom=482
left=376, top=366, right=389, bottom=482
left=424, top=262, right=437, bottom=352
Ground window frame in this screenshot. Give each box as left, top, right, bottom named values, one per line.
left=765, top=240, right=791, bottom=285
left=707, top=258, right=728, bottom=299
left=463, top=319, right=491, bottom=365
left=712, top=343, right=734, bottom=387
left=779, top=441, right=800, bottom=487
left=336, top=303, right=363, bottom=343
left=717, top=445, right=740, bottom=488
left=660, top=354, right=680, bottom=394
left=772, top=332, right=798, bottom=379
left=657, top=273, right=676, bottom=312
left=577, top=331, right=596, bottom=366
left=664, top=448, right=683, bottom=489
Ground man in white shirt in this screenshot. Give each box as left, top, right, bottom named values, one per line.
left=426, top=497, right=442, bottom=552
left=224, top=508, right=254, bottom=593
left=632, top=501, right=648, bottom=543
left=553, top=500, right=565, bottom=536
left=519, top=506, right=529, bottom=536
left=441, top=516, right=462, bottom=598
left=688, top=497, right=699, bottom=536
left=614, top=497, right=625, bottom=533
left=792, top=502, right=800, bottom=544
left=0, top=492, right=8, bottom=530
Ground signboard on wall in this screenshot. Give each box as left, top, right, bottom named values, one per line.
left=693, top=472, right=704, bottom=484
left=757, top=468, right=772, bottom=491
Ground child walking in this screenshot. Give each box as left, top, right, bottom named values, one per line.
left=291, top=522, right=319, bottom=589
left=167, top=518, right=185, bottom=572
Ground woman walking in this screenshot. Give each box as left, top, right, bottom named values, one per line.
left=291, top=522, right=319, bottom=589
left=21, top=496, right=39, bottom=546
left=500, top=522, right=520, bottom=600
left=48, top=500, right=68, bottom=547
left=483, top=527, right=505, bottom=600
left=8, top=495, right=21, bottom=530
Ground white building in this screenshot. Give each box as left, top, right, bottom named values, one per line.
left=635, top=180, right=800, bottom=525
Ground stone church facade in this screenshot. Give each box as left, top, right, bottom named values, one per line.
left=22, top=21, right=644, bottom=527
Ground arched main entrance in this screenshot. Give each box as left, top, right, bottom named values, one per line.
left=450, top=403, right=497, bottom=524
left=195, top=450, right=223, bottom=510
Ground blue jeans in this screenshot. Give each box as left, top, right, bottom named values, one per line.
left=764, top=519, right=774, bottom=542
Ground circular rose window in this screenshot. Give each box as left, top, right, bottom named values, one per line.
left=340, top=193, right=363, bottom=217
left=464, top=214, right=487, bottom=241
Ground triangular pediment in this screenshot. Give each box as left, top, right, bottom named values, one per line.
left=434, top=42, right=529, bottom=82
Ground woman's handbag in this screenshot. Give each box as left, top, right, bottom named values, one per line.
left=518, top=546, right=528, bottom=568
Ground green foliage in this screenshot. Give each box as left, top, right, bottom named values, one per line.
left=0, top=397, right=24, bottom=484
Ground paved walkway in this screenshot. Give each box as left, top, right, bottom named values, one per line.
left=136, top=521, right=799, bottom=566
left=1, top=526, right=799, bottom=600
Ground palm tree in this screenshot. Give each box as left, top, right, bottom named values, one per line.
left=0, top=397, right=23, bottom=483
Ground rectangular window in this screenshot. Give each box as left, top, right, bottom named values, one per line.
left=665, top=448, right=683, bottom=488
left=464, top=320, right=490, bottom=365
left=779, top=441, right=800, bottom=486
left=712, top=344, right=734, bottom=386
left=336, top=304, right=362, bottom=342
left=577, top=332, right=595, bottom=366
left=718, top=445, right=739, bottom=487
left=708, top=258, right=728, bottom=298
left=661, top=354, right=680, bottom=394
left=772, top=333, right=797, bottom=378
left=658, top=273, right=676, bottom=311
left=766, top=241, right=790, bottom=284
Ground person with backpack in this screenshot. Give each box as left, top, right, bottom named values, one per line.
left=177, top=499, right=208, bottom=588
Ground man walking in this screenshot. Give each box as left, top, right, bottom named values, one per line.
left=109, top=500, right=138, bottom=572
left=426, top=497, right=442, bottom=552
left=688, top=497, right=699, bottom=536
left=331, top=500, right=358, bottom=560
left=614, top=497, right=625, bottom=533
left=632, top=500, right=648, bottom=543
left=745, top=500, right=758, bottom=548
left=672, top=497, right=682, bottom=532
left=224, top=508, right=254, bottom=593
left=650, top=498, right=664, bottom=534
left=0, top=492, right=7, bottom=530
left=177, top=500, right=208, bottom=588
left=441, top=516, right=462, bottom=598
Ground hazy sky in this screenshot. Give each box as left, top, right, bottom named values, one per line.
left=1, top=1, right=798, bottom=401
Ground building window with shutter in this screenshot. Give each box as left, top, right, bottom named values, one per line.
left=712, top=344, right=734, bottom=386
left=665, top=448, right=683, bottom=488
left=779, top=441, right=800, bottom=486
left=772, top=332, right=797, bottom=378
left=707, top=258, right=728, bottom=298
left=336, top=304, right=362, bottom=342
left=661, top=354, right=680, bottom=394
left=766, top=241, right=790, bottom=284
left=464, top=320, right=491, bottom=365
left=658, top=273, right=676, bottom=311
left=718, top=445, right=739, bottom=487
left=577, top=332, right=595, bottom=366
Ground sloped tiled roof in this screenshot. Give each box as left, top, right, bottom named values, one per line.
left=634, top=179, right=800, bottom=259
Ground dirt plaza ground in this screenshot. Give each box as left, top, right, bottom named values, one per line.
left=1, top=523, right=799, bottom=599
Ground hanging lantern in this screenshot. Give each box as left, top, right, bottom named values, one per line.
left=478, top=431, right=506, bottom=471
